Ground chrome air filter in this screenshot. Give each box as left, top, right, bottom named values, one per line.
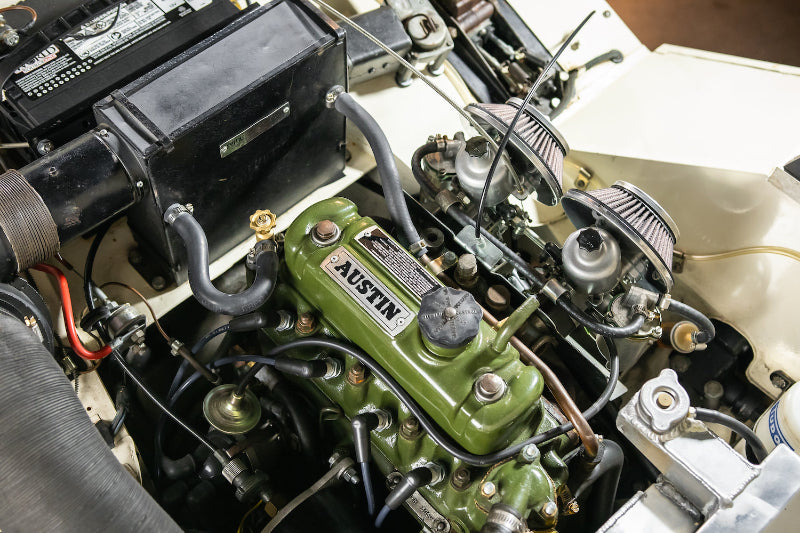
left=561, top=181, right=679, bottom=292
left=466, top=97, right=569, bottom=206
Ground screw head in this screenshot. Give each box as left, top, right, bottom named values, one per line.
left=36, top=139, right=53, bottom=154
left=151, top=276, right=167, bottom=291
left=480, top=481, right=496, bottom=498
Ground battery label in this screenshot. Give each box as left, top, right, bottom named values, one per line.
left=355, top=226, right=441, bottom=301
left=11, top=0, right=208, bottom=100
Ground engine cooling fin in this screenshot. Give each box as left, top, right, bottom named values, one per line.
left=561, top=181, right=679, bottom=292
left=466, top=98, right=569, bottom=206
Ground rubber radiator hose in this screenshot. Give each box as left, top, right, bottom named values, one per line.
left=164, top=204, right=279, bottom=316
left=330, top=89, right=428, bottom=257
left=0, top=313, right=180, bottom=532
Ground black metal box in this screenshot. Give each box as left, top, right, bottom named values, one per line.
left=94, top=0, right=346, bottom=284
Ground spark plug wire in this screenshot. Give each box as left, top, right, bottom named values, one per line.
left=32, top=263, right=112, bottom=360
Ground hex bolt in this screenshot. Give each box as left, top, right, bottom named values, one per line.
left=311, top=219, right=341, bottom=246
left=399, top=416, right=421, bottom=440
left=703, top=380, right=724, bottom=410
left=480, top=481, right=496, bottom=498
left=450, top=467, right=471, bottom=491
left=655, top=391, right=674, bottom=409
left=314, top=220, right=338, bottom=241
left=519, top=444, right=540, bottom=463
left=295, top=312, right=316, bottom=334
left=540, top=501, right=558, bottom=519
left=455, top=254, right=478, bottom=287
left=670, top=354, right=691, bottom=374
left=347, top=362, right=367, bottom=386
left=128, top=249, right=143, bottom=265
left=474, top=373, right=506, bottom=403
left=442, top=251, right=458, bottom=268
left=151, top=276, right=166, bottom=291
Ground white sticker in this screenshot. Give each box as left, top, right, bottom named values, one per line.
left=322, top=248, right=413, bottom=337
left=186, top=0, right=213, bottom=9
left=152, top=0, right=184, bottom=11
left=63, top=1, right=169, bottom=61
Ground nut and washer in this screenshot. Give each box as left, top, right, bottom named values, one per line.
left=474, top=373, right=506, bottom=404
left=540, top=501, right=558, bottom=519
left=347, top=362, right=367, bottom=386
left=311, top=219, right=341, bottom=247
left=519, top=444, right=540, bottom=463
left=480, top=481, right=497, bottom=498
left=400, top=416, right=421, bottom=440
left=295, top=312, right=316, bottom=335
left=450, top=467, right=471, bottom=491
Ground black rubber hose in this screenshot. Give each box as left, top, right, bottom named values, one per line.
left=0, top=314, right=181, bottom=532
left=112, top=351, right=216, bottom=453
left=694, top=407, right=767, bottom=463
left=667, top=299, right=716, bottom=345
left=165, top=206, right=279, bottom=316
left=573, top=439, right=624, bottom=530
left=410, top=141, right=444, bottom=196
left=557, top=297, right=647, bottom=338
left=332, top=91, right=427, bottom=257
left=270, top=380, right=320, bottom=460
left=84, top=221, right=111, bottom=311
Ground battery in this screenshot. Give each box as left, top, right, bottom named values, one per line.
left=0, top=0, right=240, bottom=149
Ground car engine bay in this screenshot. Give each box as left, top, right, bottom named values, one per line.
left=1, top=1, right=800, bottom=532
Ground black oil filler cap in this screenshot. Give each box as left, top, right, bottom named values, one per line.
left=418, top=287, right=482, bottom=350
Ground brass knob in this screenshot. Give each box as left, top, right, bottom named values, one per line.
left=249, top=209, right=277, bottom=241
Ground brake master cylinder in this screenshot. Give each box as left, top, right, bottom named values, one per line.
left=272, top=198, right=571, bottom=531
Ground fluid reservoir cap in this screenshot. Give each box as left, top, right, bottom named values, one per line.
left=418, top=287, right=482, bottom=350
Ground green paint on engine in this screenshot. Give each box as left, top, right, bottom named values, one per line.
left=265, top=198, right=571, bottom=531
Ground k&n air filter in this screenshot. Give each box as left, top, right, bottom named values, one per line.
left=561, top=181, right=679, bottom=292
left=466, top=97, right=568, bottom=207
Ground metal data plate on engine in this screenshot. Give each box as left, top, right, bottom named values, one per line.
left=322, top=247, right=413, bottom=337
left=355, top=226, right=441, bottom=301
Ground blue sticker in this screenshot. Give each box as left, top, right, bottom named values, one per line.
left=768, top=400, right=795, bottom=451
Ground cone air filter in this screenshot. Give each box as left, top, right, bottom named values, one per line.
left=561, top=181, right=679, bottom=292
left=466, top=97, right=568, bottom=206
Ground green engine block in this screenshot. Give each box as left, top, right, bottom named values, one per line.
left=263, top=197, right=572, bottom=532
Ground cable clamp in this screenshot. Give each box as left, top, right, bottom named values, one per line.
left=540, top=278, right=567, bottom=303
left=408, top=240, right=427, bottom=255
left=169, top=339, right=184, bottom=357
